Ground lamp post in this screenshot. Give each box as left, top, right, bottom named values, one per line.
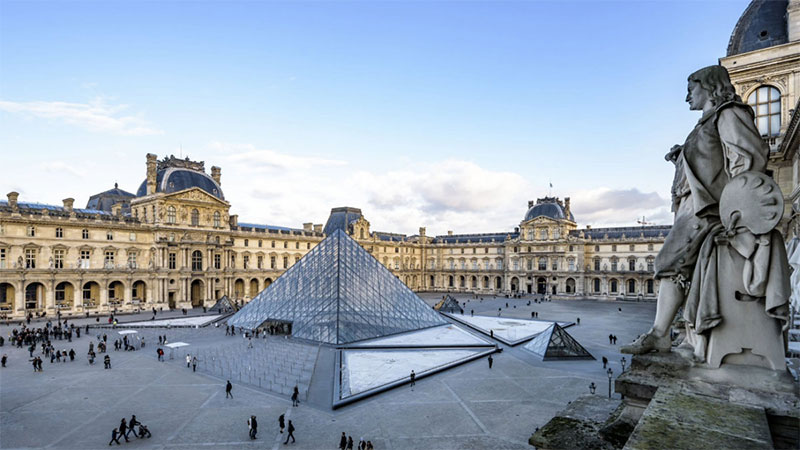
left=607, top=368, right=613, bottom=398
left=621, top=357, right=627, bottom=373
left=589, top=382, right=596, bottom=395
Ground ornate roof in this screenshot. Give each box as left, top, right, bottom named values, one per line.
left=727, top=0, right=789, bottom=56
left=86, top=183, right=135, bottom=212
left=135, top=168, right=224, bottom=200
left=523, top=197, right=574, bottom=222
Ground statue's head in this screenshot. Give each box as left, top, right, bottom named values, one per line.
left=686, top=65, right=739, bottom=110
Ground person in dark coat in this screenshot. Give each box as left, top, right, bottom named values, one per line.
left=108, top=427, right=121, bottom=445
left=339, top=432, right=347, bottom=449
left=291, top=385, right=299, bottom=406
left=346, top=436, right=354, bottom=450
left=602, top=356, right=608, bottom=369
left=488, top=355, right=493, bottom=369
left=127, top=415, right=140, bottom=439
left=283, top=420, right=295, bottom=444
left=410, top=370, right=415, bottom=387
left=279, top=414, right=285, bottom=433
left=118, top=418, right=130, bottom=442
left=248, top=415, right=258, bottom=439
left=226, top=380, right=233, bottom=398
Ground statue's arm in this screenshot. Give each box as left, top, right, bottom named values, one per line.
left=717, top=107, right=768, bottom=177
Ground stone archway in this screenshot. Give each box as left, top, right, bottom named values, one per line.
left=191, top=279, right=204, bottom=307
left=25, top=282, right=45, bottom=310
left=0, top=282, right=16, bottom=312
left=537, top=277, right=547, bottom=295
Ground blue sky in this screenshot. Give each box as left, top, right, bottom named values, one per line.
left=0, top=0, right=751, bottom=235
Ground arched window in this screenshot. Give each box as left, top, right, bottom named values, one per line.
left=167, top=206, right=176, bottom=224
left=191, top=209, right=200, bottom=226
left=610, top=279, right=618, bottom=293
left=213, top=211, right=220, bottom=228
left=747, top=86, right=780, bottom=137
left=628, top=279, right=636, bottom=294
left=191, top=250, right=203, bottom=271
left=359, top=228, right=365, bottom=239
left=593, top=278, right=601, bottom=293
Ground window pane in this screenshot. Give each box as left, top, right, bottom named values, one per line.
left=758, top=86, right=768, bottom=99
left=768, top=87, right=780, bottom=101
left=757, top=116, right=768, bottom=135
left=747, top=91, right=756, bottom=105
left=758, top=103, right=768, bottom=116
left=770, top=100, right=780, bottom=114
left=770, top=114, right=780, bottom=136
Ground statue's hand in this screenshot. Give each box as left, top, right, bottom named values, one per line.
left=665, top=144, right=682, bottom=162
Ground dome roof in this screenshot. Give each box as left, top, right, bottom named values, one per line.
left=524, top=197, right=574, bottom=222
left=136, top=168, right=225, bottom=200
left=727, top=0, right=789, bottom=56
left=86, top=184, right=135, bottom=212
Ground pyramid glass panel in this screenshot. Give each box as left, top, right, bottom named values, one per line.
left=523, top=323, right=594, bottom=360
left=227, top=229, right=446, bottom=344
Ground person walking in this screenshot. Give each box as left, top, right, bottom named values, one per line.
left=283, top=420, right=295, bottom=444
left=339, top=432, right=347, bottom=449
left=118, top=418, right=130, bottom=443
left=127, top=415, right=140, bottom=439
left=248, top=415, right=258, bottom=439
left=186, top=354, right=191, bottom=368
left=410, top=370, right=415, bottom=387
left=108, top=427, right=121, bottom=445
left=226, top=380, right=233, bottom=398
left=1, top=354, right=6, bottom=368
left=192, top=356, right=198, bottom=372
left=291, top=385, right=299, bottom=407
left=104, top=355, right=111, bottom=369
left=279, top=414, right=285, bottom=434
left=602, top=356, right=608, bottom=369
left=346, top=435, right=354, bottom=450
left=488, top=354, right=493, bottom=369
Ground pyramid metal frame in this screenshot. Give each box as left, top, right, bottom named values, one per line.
left=210, top=295, right=238, bottom=313
left=524, top=323, right=594, bottom=360
left=227, top=229, right=446, bottom=344
left=434, top=295, right=463, bottom=314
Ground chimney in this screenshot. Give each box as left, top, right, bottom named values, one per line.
left=146, top=153, right=158, bottom=195
left=564, top=197, right=571, bottom=219
left=528, top=200, right=535, bottom=208
left=419, top=227, right=426, bottom=237
left=211, top=166, right=221, bottom=186
left=111, top=203, right=122, bottom=217
left=447, top=230, right=453, bottom=236
left=586, top=225, right=591, bottom=230
left=303, top=222, right=312, bottom=232
left=62, top=198, right=74, bottom=213
left=7, top=192, right=18, bottom=210
left=313, top=224, right=323, bottom=233
left=229, top=214, right=238, bottom=227
left=789, top=0, right=800, bottom=42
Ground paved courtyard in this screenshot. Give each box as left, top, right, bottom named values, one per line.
left=0, top=296, right=655, bottom=449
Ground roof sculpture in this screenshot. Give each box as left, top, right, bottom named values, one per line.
left=523, top=323, right=594, bottom=360
left=226, top=229, right=447, bottom=344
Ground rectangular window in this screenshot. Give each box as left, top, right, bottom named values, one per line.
left=283, top=256, right=288, bottom=268
left=538, top=258, right=547, bottom=271
left=128, top=252, right=137, bottom=269
left=258, top=240, right=262, bottom=248
left=594, top=259, right=600, bottom=271
left=647, top=260, right=654, bottom=272
left=214, top=254, right=221, bottom=269
left=295, top=242, right=299, bottom=249
left=82, top=229, right=89, bottom=239
left=106, top=231, right=113, bottom=241
left=129, top=232, right=136, bottom=242
left=611, top=244, right=617, bottom=251
left=25, top=249, right=36, bottom=268
left=283, top=241, right=288, bottom=249
left=168, top=253, right=176, bottom=270
left=568, top=259, right=575, bottom=271
left=27, top=226, right=35, bottom=237
left=270, top=256, right=276, bottom=269
left=55, top=227, right=63, bottom=238
left=104, top=251, right=115, bottom=267
left=53, top=249, right=64, bottom=269
left=257, top=255, right=263, bottom=269
left=243, top=255, right=249, bottom=269
left=0, top=224, right=4, bottom=235
left=80, top=250, right=91, bottom=269
left=497, top=260, right=503, bottom=270
left=244, top=239, right=249, bottom=247
left=611, top=261, right=618, bottom=272
left=552, top=260, right=558, bottom=270
left=0, top=248, right=5, bottom=269
left=513, top=260, right=519, bottom=271
left=271, top=241, right=275, bottom=248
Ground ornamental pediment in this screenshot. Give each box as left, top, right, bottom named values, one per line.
left=522, top=216, right=560, bottom=226
left=164, top=188, right=229, bottom=206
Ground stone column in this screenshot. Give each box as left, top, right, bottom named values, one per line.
left=14, top=281, right=24, bottom=314
left=47, top=279, right=56, bottom=312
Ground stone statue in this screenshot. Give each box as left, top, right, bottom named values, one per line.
left=622, top=65, right=790, bottom=370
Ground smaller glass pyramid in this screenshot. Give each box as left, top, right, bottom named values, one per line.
left=210, top=295, right=238, bottom=313
left=434, top=295, right=463, bottom=314
left=227, top=229, right=446, bottom=344
left=523, top=323, right=594, bottom=360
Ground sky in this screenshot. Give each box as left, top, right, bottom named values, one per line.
left=0, top=0, right=752, bottom=236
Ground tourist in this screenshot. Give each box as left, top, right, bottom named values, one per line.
left=339, top=432, right=347, bottom=449
left=359, top=438, right=365, bottom=449
left=410, top=370, right=415, bottom=387
left=30, top=357, right=37, bottom=372
left=283, top=420, right=295, bottom=444
left=291, top=385, right=299, bottom=406
left=609, top=334, right=613, bottom=345
left=108, top=427, right=121, bottom=446
left=366, top=441, right=374, bottom=450
left=192, top=356, right=198, bottom=372
left=186, top=354, right=191, bottom=368
left=127, top=415, right=140, bottom=439
left=613, top=335, right=618, bottom=345
left=279, top=414, right=285, bottom=433
left=248, top=415, right=258, bottom=439
left=104, top=355, right=111, bottom=369
left=577, top=317, right=581, bottom=325
left=602, top=356, right=608, bottom=369
left=346, top=436, right=354, bottom=450
left=488, top=354, right=493, bottom=369
left=118, top=418, right=130, bottom=442
left=226, top=380, right=233, bottom=398
left=69, top=348, right=75, bottom=361
left=1, top=354, right=6, bottom=367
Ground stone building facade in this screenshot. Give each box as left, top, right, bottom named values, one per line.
left=0, top=154, right=668, bottom=319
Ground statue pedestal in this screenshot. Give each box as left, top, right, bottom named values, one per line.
left=616, top=352, right=799, bottom=449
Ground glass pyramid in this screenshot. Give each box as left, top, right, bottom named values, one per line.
left=227, top=229, right=446, bottom=344
left=210, top=295, right=238, bottom=313
left=434, top=295, right=463, bottom=314
left=523, top=323, right=594, bottom=360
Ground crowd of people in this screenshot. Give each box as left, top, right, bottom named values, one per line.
left=109, top=415, right=151, bottom=445
left=338, top=432, right=375, bottom=450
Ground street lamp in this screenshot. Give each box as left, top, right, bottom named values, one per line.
left=607, top=368, right=614, bottom=398
left=589, top=382, right=596, bottom=394
left=621, top=357, right=627, bottom=373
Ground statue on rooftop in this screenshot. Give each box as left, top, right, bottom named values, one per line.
left=622, top=65, right=790, bottom=370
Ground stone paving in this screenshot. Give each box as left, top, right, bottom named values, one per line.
left=0, top=295, right=655, bottom=449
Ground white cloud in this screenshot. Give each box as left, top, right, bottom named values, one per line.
left=210, top=142, right=346, bottom=170
left=40, top=161, right=86, bottom=178
left=569, top=188, right=671, bottom=227
left=0, top=98, right=162, bottom=136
